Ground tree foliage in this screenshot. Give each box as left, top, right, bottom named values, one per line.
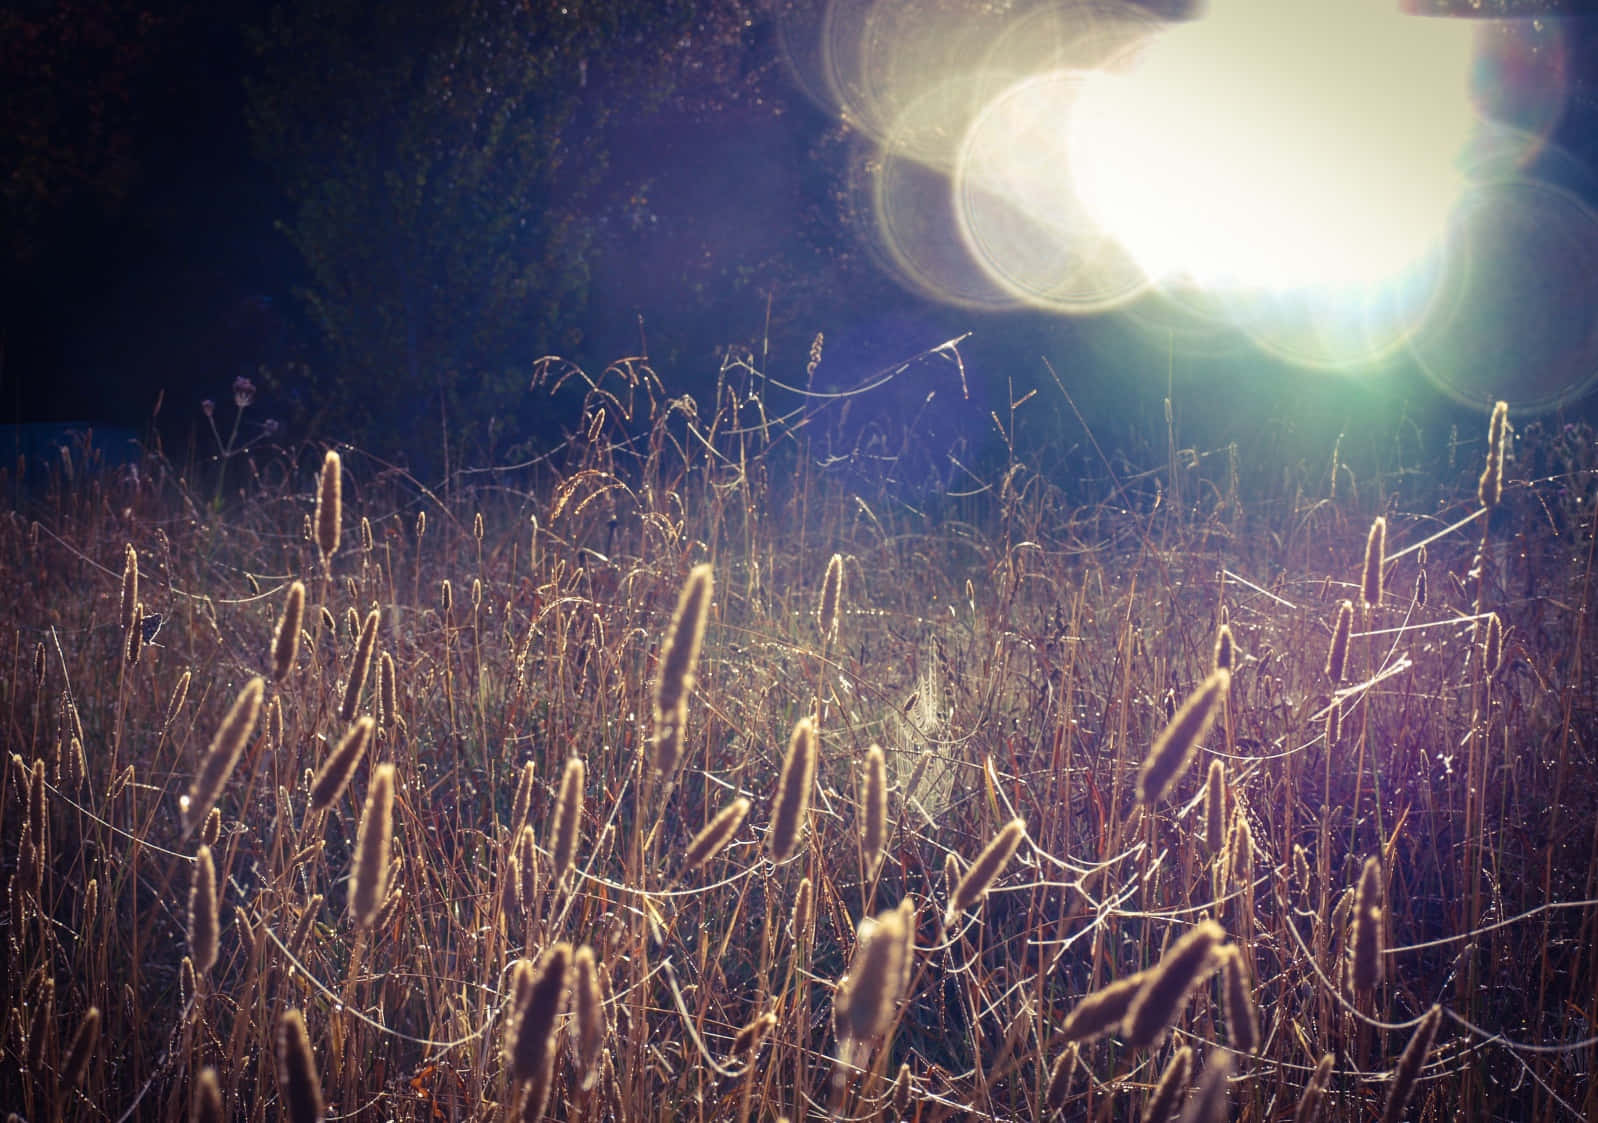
left=245, top=0, right=767, bottom=463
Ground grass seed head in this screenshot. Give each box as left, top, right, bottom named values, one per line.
left=1205, top=760, right=1226, bottom=856
left=1222, top=945, right=1258, bottom=1053
left=339, top=607, right=379, bottom=722
left=275, top=1009, right=323, bottom=1123
left=731, top=1011, right=776, bottom=1056
left=120, top=543, right=138, bottom=636
left=191, top=1066, right=222, bottom=1123
left=1177, top=1049, right=1233, bottom=1123
left=818, top=551, right=844, bottom=641
left=1060, top=971, right=1149, bottom=1043
left=182, top=677, right=264, bottom=836
left=550, top=757, right=585, bottom=885
left=836, top=904, right=908, bottom=1044
left=272, top=581, right=305, bottom=681
left=61, top=1005, right=101, bottom=1090
left=946, top=817, right=1026, bottom=924
left=1326, top=600, right=1354, bottom=683
left=509, top=760, right=537, bottom=836
left=573, top=945, right=606, bottom=1090
left=189, top=844, right=220, bottom=974
left=349, top=763, right=395, bottom=927
left=377, top=650, right=397, bottom=728
left=1361, top=516, right=1386, bottom=609
left=509, top=943, right=571, bottom=1085
left=1212, top=623, right=1234, bottom=673
left=790, top=876, right=814, bottom=941
left=1045, top=1043, right=1079, bottom=1110
left=1352, top=855, right=1384, bottom=993
left=1478, top=400, right=1508, bottom=510
left=683, top=797, right=750, bottom=871
left=768, top=716, right=818, bottom=863
left=1294, top=1053, right=1335, bottom=1123
left=1138, top=670, right=1230, bottom=805
left=861, top=743, right=888, bottom=875
left=1123, top=920, right=1226, bottom=1049
left=1482, top=612, right=1503, bottom=679
left=308, top=716, right=374, bottom=815
left=1382, top=1005, right=1442, bottom=1123
left=1144, top=1045, right=1194, bottom=1123
left=653, top=564, right=713, bottom=774
left=314, top=450, right=341, bottom=563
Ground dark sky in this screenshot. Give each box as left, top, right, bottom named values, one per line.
left=6, top=1, right=1598, bottom=448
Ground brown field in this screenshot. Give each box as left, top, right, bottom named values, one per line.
left=4, top=353, right=1596, bottom=1121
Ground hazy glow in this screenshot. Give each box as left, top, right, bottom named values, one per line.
left=777, top=0, right=1593, bottom=402
left=1069, top=0, right=1477, bottom=290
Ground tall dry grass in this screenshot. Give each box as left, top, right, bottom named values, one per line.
left=2, top=353, right=1595, bottom=1121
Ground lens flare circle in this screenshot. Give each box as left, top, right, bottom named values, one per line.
left=1410, top=176, right=1598, bottom=414
left=954, top=70, right=1148, bottom=314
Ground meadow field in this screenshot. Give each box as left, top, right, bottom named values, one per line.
left=3, top=348, right=1595, bottom=1121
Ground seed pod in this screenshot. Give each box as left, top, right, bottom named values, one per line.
left=509, top=760, right=537, bottom=835
left=1351, top=856, right=1384, bottom=993
left=861, top=744, right=888, bottom=875
left=768, top=717, right=818, bottom=863
left=275, top=1009, right=323, bottom=1123
left=1382, top=1005, right=1442, bottom=1123
left=550, top=757, right=585, bottom=886
left=945, top=818, right=1025, bottom=925
left=189, top=845, right=220, bottom=974
left=683, top=797, right=750, bottom=871
left=1326, top=600, right=1354, bottom=683
left=314, top=450, right=341, bottom=563
left=1361, top=517, right=1386, bottom=609
left=1138, top=670, right=1230, bottom=805
left=1123, top=921, right=1226, bottom=1049
left=182, top=677, right=265, bottom=835
left=1143, top=1045, right=1193, bottom=1123
left=272, top=581, right=305, bottom=681
left=349, top=763, right=395, bottom=927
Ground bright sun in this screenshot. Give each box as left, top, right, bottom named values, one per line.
left=1066, top=0, right=1478, bottom=291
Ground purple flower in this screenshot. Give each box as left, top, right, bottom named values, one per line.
left=233, top=376, right=256, bottom=409
left=262, top=418, right=280, bottom=436
left=202, top=399, right=215, bottom=419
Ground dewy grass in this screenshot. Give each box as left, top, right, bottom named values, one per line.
left=3, top=377, right=1588, bottom=1121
